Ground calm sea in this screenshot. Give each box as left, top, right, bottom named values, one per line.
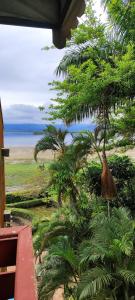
left=4, top=124, right=95, bottom=147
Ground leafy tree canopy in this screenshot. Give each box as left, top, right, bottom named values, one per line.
left=49, top=43, right=135, bottom=125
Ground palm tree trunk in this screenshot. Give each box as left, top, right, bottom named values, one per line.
left=100, top=106, right=117, bottom=200
left=58, top=190, right=62, bottom=207
left=70, top=182, right=81, bottom=213
left=101, top=151, right=117, bottom=199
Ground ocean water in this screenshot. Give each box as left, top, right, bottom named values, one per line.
left=4, top=123, right=95, bottom=147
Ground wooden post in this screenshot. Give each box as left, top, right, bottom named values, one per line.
left=0, top=101, right=6, bottom=227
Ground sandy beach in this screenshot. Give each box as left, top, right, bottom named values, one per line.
left=5, top=146, right=135, bottom=162
left=6, top=147, right=55, bottom=162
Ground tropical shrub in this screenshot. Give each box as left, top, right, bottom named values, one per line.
left=108, top=155, right=135, bottom=182
left=83, top=161, right=102, bottom=196
left=82, top=155, right=135, bottom=210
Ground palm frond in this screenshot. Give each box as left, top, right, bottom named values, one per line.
left=40, top=226, right=72, bottom=254
left=56, top=42, right=91, bottom=76
left=49, top=236, right=78, bottom=272
left=34, top=136, right=57, bottom=160
left=118, top=269, right=135, bottom=285
left=78, top=267, right=113, bottom=299
left=34, top=125, right=68, bottom=160
left=38, top=256, right=72, bottom=300
left=101, top=0, right=134, bottom=43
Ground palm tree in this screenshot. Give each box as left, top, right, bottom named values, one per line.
left=34, top=125, right=70, bottom=207
left=38, top=236, right=79, bottom=300
left=34, top=125, right=69, bottom=160
left=73, top=127, right=117, bottom=201
left=54, top=22, right=123, bottom=202
left=54, top=2, right=135, bottom=202
left=48, top=143, right=88, bottom=208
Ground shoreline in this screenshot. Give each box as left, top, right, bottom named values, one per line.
left=5, top=146, right=135, bottom=162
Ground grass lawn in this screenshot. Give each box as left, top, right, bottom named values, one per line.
left=5, top=162, right=51, bottom=189
left=5, top=161, right=57, bottom=223
left=30, top=206, right=55, bottom=219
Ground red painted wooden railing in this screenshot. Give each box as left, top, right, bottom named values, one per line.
left=0, top=226, right=38, bottom=300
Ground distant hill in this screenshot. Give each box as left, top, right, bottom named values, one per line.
left=5, top=123, right=95, bottom=134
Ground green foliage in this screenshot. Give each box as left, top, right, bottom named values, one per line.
left=108, top=156, right=135, bottom=211
left=78, top=267, right=113, bottom=299
left=37, top=201, right=135, bottom=300
left=83, top=155, right=135, bottom=211
left=45, top=142, right=90, bottom=207
left=77, top=206, right=135, bottom=299
left=49, top=43, right=135, bottom=124
left=114, top=178, right=135, bottom=212
left=108, top=155, right=135, bottom=181
left=84, top=161, right=102, bottom=196
left=37, top=199, right=91, bottom=299
left=110, top=100, right=135, bottom=147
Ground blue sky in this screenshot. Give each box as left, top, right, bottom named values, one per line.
left=0, top=1, right=106, bottom=123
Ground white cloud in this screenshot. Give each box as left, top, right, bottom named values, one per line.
left=0, top=25, right=64, bottom=109
left=3, top=104, right=46, bottom=124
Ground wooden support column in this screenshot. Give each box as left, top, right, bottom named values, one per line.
left=0, top=101, right=5, bottom=227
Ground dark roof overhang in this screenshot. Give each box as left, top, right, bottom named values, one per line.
left=0, top=0, right=86, bottom=48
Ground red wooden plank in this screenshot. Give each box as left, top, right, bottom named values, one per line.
left=15, top=226, right=38, bottom=300
left=0, top=226, right=25, bottom=237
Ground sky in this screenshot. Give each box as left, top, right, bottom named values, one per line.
left=0, top=0, right=106, bottom=123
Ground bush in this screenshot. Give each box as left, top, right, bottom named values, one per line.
left=115, top=138, right=134, bottom=148
left=84, top=155, right=135, bottom=195
left=83, top=155, right=135, bottom=212
left=108, top=155, right=135, bottom=181
left=112, top=178, right=135, bottom=213
left=11, top=208, right=34, bottom=221
left=83, top=161, right=102, bottom=195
